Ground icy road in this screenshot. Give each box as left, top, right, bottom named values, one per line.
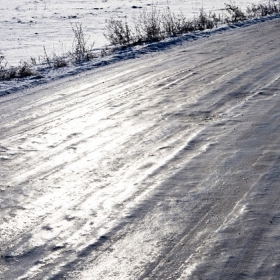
left=1, top=18, right=280, bottom=280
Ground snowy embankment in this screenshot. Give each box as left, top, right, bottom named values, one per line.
left=0, top=17, right=280, bottom=279
left=2, top=0, right=279, bottom=92
left=0, top=13, right=279, bottom=96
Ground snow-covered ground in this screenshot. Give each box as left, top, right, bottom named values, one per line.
left=1, top=13, right=279, bottom=97
left=0, top=16, right=280, bottom=279
left=1, top=0, right=257, bottom=65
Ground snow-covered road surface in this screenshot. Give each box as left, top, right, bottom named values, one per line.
left=1, top=18, right=280, bottom=279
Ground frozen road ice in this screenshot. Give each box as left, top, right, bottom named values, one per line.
left=1, top=18, right=280, bottom=279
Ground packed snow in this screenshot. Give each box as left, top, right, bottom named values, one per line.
left=0, top=13, right=280, bottom=279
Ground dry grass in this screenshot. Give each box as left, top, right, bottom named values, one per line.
left=105, top=1, right=279, bottom=46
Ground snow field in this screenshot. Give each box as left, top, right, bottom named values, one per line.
left=1, top=0, right=257, bottom=64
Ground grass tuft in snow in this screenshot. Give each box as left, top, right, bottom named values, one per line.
left=104, top=1, right=279, bottom=46
left=0, top=23, right=96, bottom=81
left=0, top=51, right=34, bottom=81
left=246, top=0, right=279, bottom=18
left=224, top=0, right=279, bottom=23
left=69, top=23, right=96, bottom=63
left=105, top=6, right=219, bottom=46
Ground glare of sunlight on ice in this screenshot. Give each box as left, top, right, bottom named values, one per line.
left=179, top=262, right=198, bottom=279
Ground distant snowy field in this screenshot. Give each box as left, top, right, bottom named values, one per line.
left=1, top=0, right=257, bottom=65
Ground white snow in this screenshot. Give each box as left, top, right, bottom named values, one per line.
left=1, top=0, right=257, bottom=65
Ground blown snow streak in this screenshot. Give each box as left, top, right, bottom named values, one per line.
left=1, top=17, right=280, bottom=279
